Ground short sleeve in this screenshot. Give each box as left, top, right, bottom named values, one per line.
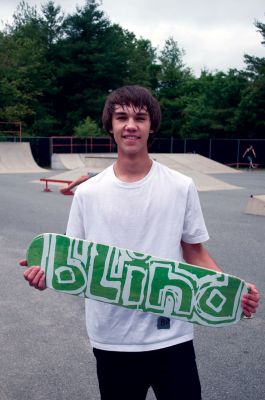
left=181, top=181, right=209, bottom=244
left=66, top=191, right=86, bottom=239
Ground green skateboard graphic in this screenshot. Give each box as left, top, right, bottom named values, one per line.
left=26, top=233, right=248, bottom=327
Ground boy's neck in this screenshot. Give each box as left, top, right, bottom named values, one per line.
left=114, top=152, right=153, bottom=183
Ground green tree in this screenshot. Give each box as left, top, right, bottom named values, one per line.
left=30, top=1, right=65, bottom=136
left=51, top=1, right=128, bottom=134
left=235, top=19, right=265, bottom=137
left=0, top=1, right=64, bottom=135
left=181, top=69, right=249, bottom=138
left=2, top=0, right=262, bottom=140
left=0, top=0, right=159, bottom=136
left=0, top=8, right=44, bottom=126
left=39, top=0, right=64, bottom=48
left=74, top=116, right=103, bottom=137
left=123, top=35, right=158, bottom=89
left=156, top=37, right=194, bottom=137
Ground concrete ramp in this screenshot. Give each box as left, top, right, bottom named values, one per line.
left=0, top=142, right=46, bottom=173
left=152, top=154, right=240, bottom=174
left=52, top=153, right=117, bottom=170
left=150, top=154, right=240, bottom=191
left=177, top=170, right=239, bottom=192
left=245, top=195, right=265, bottom=216
left=83, top=154, right=117, bottom=169
left=52, top=153, right=85, bottom=170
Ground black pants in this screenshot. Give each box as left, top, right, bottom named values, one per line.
left=93, top=341, right=201, bottom=400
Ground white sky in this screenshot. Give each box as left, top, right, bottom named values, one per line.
left=0, top=0, right=264, bottom=75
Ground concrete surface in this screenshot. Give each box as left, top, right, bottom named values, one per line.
left=0, top=169, right=264, bottom=400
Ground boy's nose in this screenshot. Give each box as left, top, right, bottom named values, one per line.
left=126, top=118, right=137, bottom=129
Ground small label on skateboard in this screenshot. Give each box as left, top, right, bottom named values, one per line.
left=157, top=317, right=170, bottom=329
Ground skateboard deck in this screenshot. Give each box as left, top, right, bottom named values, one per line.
left=26, top=233, right=248, bottom=327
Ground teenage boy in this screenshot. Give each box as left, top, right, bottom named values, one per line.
left=22, top=85, right=259, bottom=400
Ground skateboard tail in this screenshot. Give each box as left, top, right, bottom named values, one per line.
left=27, top=234, right=46, bottom=268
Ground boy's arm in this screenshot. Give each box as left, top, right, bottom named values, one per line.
left=181, top=241, right=259, bottom=316
left=181, top=241, right=222, bottom=272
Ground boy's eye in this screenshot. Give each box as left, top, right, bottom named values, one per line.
left=114, top=113, right=149, bottom=122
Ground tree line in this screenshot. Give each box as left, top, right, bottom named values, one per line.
left=0, top=0, right=264, bottom=139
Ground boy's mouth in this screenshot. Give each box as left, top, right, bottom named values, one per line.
left=122, top=135, right=140, bottom=141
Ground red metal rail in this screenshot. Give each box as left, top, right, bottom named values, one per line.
left=50, top=136, right=114, bottom=154
left=40, top=178, right=73, bottom=195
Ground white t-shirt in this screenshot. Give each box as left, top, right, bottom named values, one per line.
left=66, top=160, right=209, bottom=351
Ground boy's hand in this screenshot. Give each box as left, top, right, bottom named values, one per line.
left=241, top=283, right=259, bottom=317
left=20, top=259, right=47, bottom=291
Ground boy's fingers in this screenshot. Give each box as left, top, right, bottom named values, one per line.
left=23, top=266, right=46, bottom=290
left=242, top=284, right=260, bottom=317
left=38, top=274, right=47, bottom=290
left=242, top=302, right=257, bottom=314
left=23, top=266, right=40, bottom=283
left=24, top=266, right=41, bottom=280
left=247, top=283, right=259, bottom=295
left=19, top=259, right=28, bottom=267
left=31, top=269, right=44, bottom=286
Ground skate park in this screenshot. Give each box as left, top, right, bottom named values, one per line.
left=0, top=142, right=264, bottom=400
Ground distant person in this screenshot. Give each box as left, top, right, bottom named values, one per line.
left=60, top=173, right=97, bottom=194
left=243, top=145, right=256, bottom=169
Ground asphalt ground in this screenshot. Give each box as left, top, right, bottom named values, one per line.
left=0, top=169, right=264, bottom=400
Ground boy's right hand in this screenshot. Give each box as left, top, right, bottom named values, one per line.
left=20, top=259, right=47, bottom=291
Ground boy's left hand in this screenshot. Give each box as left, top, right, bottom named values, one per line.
left=241, top=283, right=259, bottom=317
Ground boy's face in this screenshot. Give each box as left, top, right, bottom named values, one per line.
left=111, top=104, right=152, bottom=156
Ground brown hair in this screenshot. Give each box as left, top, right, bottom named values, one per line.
left=102, top=85, right=161, bottom=141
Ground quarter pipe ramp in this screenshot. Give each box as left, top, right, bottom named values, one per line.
left=0, top=142, right=46, bottom=173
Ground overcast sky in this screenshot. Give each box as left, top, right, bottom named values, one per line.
left=1, top=0, right=264, bottom=75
